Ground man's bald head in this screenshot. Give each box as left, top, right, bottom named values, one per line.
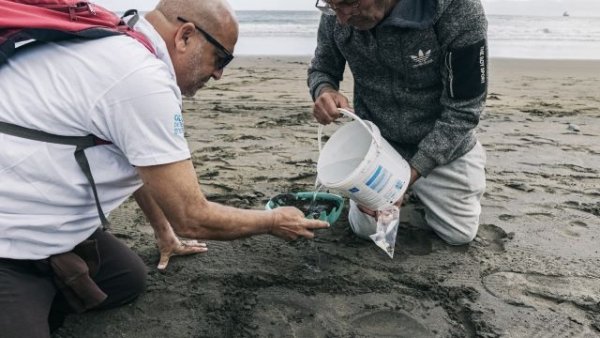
left=145, top=0, right=239, bottom=96
left=155, top=0, right=238, bottom=41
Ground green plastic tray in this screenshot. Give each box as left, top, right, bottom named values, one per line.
left=265, top=192, right=345, bottom=225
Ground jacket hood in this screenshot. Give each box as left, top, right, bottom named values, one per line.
left=380, top=0, right=439, bottom=29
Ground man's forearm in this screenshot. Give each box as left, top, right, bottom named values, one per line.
left=313, top=83, right=338, bottom=100
left=136, top=160, right=276, bottom=241
left=174, top=201, right=275, bottom=240
left=133, top=185, right=173, bottom=240
left=307, top=16, right=346, bottom=100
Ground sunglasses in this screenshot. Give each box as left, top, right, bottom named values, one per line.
left=177, top=17, right=234, bottom=70
left=315, top=0, right=361, bottom=16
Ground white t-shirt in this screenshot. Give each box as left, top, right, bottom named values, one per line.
left=0, top=18, right=191, bottom=259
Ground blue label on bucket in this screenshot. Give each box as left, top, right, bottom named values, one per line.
left=395, top=180, right=404, bottom=190
left=366, top=165, right=392, bottom=193
left=373, top=171, right=391, bottom=193
left=365, top=166, right=383, bottom=187
left=349, top=187, right=360, bottom=193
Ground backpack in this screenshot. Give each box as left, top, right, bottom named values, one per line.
left=0, top=0, right=157, bottom=229
left=0, top=0, right=155, bottom=65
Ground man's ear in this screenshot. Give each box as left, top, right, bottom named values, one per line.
left=174, top=23, right=196, bottom=52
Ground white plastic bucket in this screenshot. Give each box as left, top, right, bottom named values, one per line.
left=316, top=109, right=411, bottom=211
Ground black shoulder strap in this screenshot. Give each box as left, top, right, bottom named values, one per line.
left=0, top=121, right=111, bottom=229
left=122, top=9, right=140, bottom=28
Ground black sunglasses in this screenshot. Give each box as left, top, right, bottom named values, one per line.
left=177, top=17, right=234, bottom=70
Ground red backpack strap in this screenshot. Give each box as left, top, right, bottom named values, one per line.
left=0, top=1, right=156, bottom=65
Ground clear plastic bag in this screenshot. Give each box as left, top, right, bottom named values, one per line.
left=369, top=205, right=400, bottom=258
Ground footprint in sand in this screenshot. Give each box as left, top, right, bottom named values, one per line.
left=474, top=224, right=509, bottom=252
left=532, top=208, right=595, bottom=238
left=352, top=310, right=432, bottom=337
left=483, top=272, right=600, bottom=312
left=561, top=220, right=589, bottom=238
left=252, top=296, right=330, bottom=337
left=526, top=311, right=591, bottom=338
left=483, top=272, right=600, bottom=337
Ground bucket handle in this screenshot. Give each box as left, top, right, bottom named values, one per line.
left=318, top=108, right=381, bottom=153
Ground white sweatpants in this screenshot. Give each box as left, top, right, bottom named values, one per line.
left=349, top=142, right=487, bottom=245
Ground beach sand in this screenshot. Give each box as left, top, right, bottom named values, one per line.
left=54, top=57, right=600, bottom=337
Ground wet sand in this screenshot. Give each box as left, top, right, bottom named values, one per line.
left=55, top=57, right=600, bottom=337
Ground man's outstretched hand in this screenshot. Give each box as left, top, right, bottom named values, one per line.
left=269, top=207, right=330, bottom=240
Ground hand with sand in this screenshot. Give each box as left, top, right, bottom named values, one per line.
left=155, top=222, right=208, bottom=271
left=270, top=207, right=330, bottom=240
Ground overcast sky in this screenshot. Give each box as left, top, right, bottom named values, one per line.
left=94, top=0, right=600, bottom=17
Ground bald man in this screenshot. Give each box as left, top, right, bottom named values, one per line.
left=0, top=0, right=328, bottom=336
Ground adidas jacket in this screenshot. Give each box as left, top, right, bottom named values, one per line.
left=308, top=0, right=488, bottom=177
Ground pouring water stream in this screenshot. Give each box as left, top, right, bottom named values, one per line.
left=305, top=180, right=324, bottom=273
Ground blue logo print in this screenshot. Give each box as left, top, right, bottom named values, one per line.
left=174, top=113, right=185, bottom=136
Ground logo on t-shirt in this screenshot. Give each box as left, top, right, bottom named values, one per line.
left=174, top=113, right=185, bottom=136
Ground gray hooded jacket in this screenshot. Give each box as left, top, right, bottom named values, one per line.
left=308, top=0, right=488, bottom=176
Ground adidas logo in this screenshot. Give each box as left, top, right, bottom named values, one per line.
left=409, top=49, right=433, bottom=68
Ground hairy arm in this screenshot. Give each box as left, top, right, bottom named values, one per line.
left=133, top=184, right=207, bottom=269
left=133, top=184, right=176, bottom=242
left=136, top=160, right=328, bottom=241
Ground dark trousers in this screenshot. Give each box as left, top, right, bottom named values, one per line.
left=0, top=229, right=147, bottom=338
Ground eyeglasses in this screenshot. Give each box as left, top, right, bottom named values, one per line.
left=177, top=17, right=234, bottom=70
left=315, top=0, right=361, bottom=16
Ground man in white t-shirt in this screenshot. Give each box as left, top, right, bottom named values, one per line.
left=0, top=0, right=328, bottom=336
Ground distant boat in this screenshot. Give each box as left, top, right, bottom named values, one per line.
left=563, top=11, right=570, bottom=17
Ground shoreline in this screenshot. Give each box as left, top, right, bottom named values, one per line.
left=233, top=55, right=600, bottom=62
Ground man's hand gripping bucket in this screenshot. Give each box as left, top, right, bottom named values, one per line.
left=316, top=109, right=411, bottom=258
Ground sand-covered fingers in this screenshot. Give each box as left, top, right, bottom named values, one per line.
left=270, top=207, right=330, bottom=240
left=157, top=238, right=208, bottom=271
left=178, top=240, right=208, bottom=251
